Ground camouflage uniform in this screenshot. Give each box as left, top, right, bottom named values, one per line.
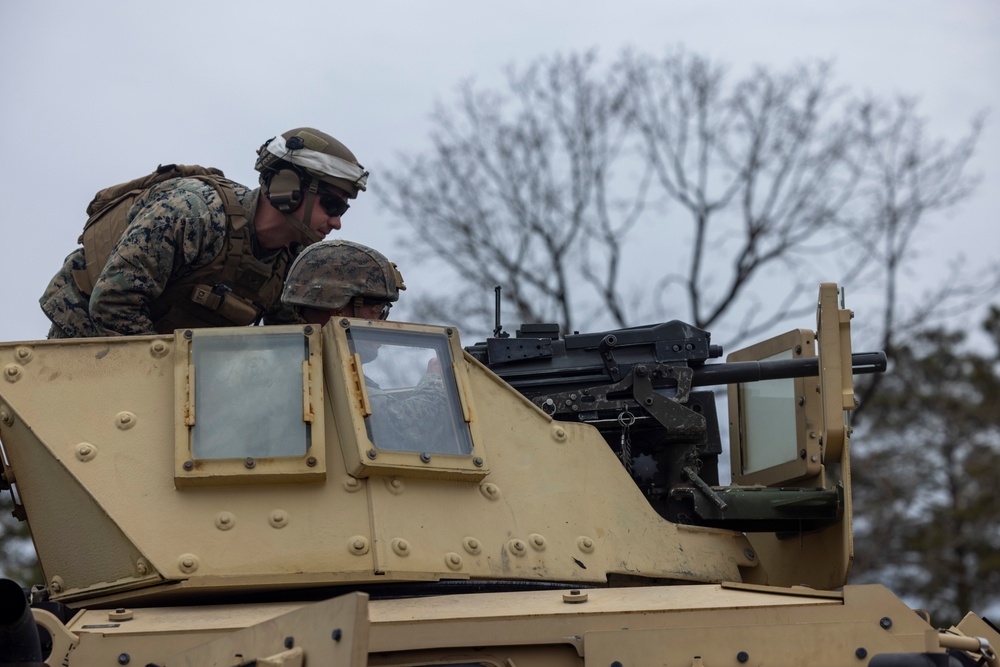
left=41, top=178, right=298, bottom=338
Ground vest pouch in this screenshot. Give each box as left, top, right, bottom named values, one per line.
left=190, top=284, right=261, bottom=326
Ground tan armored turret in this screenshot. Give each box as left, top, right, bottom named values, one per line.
left=1, top=284, right=997, bottom=666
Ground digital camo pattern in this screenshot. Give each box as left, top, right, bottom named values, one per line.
left=41, top=178, right=276, bottom=337
left=281, top=239, right=402, bottom=311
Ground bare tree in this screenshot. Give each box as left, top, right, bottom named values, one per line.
left=842, top=98, right=994, bottom=410
left=620, top=50, right=866, bottom=341
left=380, top=51, right=647, bottom=337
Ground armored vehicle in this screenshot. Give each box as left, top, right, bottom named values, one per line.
left=1, top=283, right=997, bottom=666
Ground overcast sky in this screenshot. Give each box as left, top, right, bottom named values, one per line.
left=1, top=0, right=997, bottom=343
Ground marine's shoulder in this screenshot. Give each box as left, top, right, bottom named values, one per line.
left=148, top=175, right=252, bottom=201
left=136, top=176, right=253, bottom=219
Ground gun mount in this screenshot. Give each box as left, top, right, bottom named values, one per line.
left=467, top=317, right=886, bottom=532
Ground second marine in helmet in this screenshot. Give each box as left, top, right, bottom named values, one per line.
left=282, top=240, right=406, bottom=325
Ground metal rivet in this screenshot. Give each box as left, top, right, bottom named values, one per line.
left=339, top=318, right=350, bottom=328
left=150, top=340, right=169, bottom=358
left=879, top=617, right=892, bottom=629
left=14, top=347, right=32, bottom=363
left=284, top=637, right=294, bottom=649
left=445, top=552, right=463, bottom=570
left=306, top=456, right=317, bottom=467
left=244, top=457, right=256, bottom=469
left=269, top=510, right=288, bottom=529
left=332, top=628, right=342, bottom=641
left=737, top=651, right=749, bottom=663
left=183, top=330, right=193, bottom=340
left=508, top=539, right=527, bottom=556
left=49, top=576, right=63, bottom=594
left=577, top=536, right=595, bottom=553
left=0, top=408, right=12, bottom=426
left=420, top=452, right=431, bottom=463
left=463, top=537, right=482, bottom=555
left=856, top=647, right=868, bottom=659
left=116, top=411, right=136, bottom=430
left=392, top=538, right=410, bottom=556
left=744, top=548, right=756, bottom=561
left=480, top=483, right=500, bottom=500
left=178, top=555, right=199, bottom=573
left=3, top=365, right=22, bottom=383
left=348, top=536, right=369, bottom=555
left=445, top=328, right=453, bottom=336
left=473, top=456, right=483, bottom=467
left=75, top=443, right=97, bottom=462
left=118, top=653, right=130, bottom=665
left=304, top=325, right=314, bottom=335
left=215, top=512, right=236, bottom=531
left=367, top=449, right=377, bottom=460
left=183, top=460, right=194, bottom=471
left=530, top=534, right=547, bottom=551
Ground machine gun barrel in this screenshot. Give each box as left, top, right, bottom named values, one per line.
left=691, top=351, right=887, bottom=387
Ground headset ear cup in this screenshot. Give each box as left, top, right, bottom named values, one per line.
left=266, top=169, right=303, bottom=212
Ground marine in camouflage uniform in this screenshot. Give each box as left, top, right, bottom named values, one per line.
left=40, top=128, right=367, bottom=338
left=41, top=180, right=281, bottom=337
left=281, top=239, right=449, bottom=447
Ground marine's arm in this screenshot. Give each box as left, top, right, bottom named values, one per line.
left=88, top=181, right=227, bottom=335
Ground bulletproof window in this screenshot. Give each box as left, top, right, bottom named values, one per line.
left=191, top=331, right=309, bottom=459
left=738, top=349, right=799, bottom=474
left=347, top=326, right=473, bottom=456
left=331, top=321, right=487, bottom=481
left=727, top=328, right=823, bottom=487
left=174, top=325, right=326, bottom=486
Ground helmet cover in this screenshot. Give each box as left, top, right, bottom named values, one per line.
left=281, top=240, right=405, bottom=311
left=255, top=127, right=368, bottom=198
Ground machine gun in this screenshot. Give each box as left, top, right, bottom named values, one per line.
left=467, top=318, right=886, bottom=531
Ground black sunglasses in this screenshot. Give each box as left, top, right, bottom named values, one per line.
left=317, top=184, right=350, bottom=218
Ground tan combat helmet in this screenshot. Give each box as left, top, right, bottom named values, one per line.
left=281, top=239, right=406, bottom=314
left=255, top=127, right=368, bottom=197
left=255, top=128, right=369, bottom=244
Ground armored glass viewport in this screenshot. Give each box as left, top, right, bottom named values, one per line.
left=347, top=326, right=473, bottom=456
left=174, top=325, right=326, bottom=486
left=738, top=349, right=798, bottom=474
left=190, top=330, right=309, bottom=460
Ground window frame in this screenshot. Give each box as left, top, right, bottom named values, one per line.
left=324, top=318, right=489, bottom=481
left=173, top=325, right=327, bottom=487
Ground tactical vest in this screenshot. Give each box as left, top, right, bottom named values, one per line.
left=72, top=164, right=290, bottom=333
